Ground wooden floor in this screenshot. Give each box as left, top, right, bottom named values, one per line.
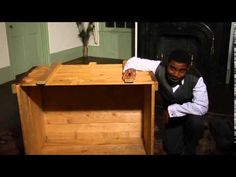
left=0, top=57, right=234, bottom=155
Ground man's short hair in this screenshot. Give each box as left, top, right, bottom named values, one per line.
left=168, top=50, right=191, bottom=66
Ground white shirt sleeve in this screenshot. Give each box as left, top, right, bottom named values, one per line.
left=123, top=56, right=161, bottom=74
left=167, top=77, right=209, bottom=118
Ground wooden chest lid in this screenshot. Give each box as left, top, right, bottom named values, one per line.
left=14, top=62, right=158, bottom=87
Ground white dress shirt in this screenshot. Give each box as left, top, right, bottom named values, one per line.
left=124, top=57, right=209, bottom=118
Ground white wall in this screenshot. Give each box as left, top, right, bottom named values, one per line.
left=48, top=22, right=99, bottom=54
left=0, top=23, right=10, bottom=69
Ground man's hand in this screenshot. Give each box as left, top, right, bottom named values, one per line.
left=122, top=68, right=136, bottom=83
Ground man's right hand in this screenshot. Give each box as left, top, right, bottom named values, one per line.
left=122, top=68, right=136, bottom=82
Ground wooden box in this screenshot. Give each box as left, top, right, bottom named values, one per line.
left=12, top=62, right=158, bottom=155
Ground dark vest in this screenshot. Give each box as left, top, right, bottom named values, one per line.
left=155, top=62, right=201, bottom=107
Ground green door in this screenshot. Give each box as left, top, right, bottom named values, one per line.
left=6, top=22, right=49, bottom=76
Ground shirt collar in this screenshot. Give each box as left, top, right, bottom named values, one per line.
left=172, top=79, right=184, bottom=92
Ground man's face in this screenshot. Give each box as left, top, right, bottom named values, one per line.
left=166, top=60, right=189, bottom=85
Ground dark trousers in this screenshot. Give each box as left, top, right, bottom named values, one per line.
left=162, top=114, right=205, bottom=155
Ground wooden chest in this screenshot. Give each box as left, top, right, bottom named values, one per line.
left=12, top=62, right=158, bottom=155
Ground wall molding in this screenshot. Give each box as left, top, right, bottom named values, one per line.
left=50, top=46, right=83, bottom=63
left=0, top=66, right=14, bottom=84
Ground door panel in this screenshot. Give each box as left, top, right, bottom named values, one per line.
left=6, top=22, right=48, bottom=76
left=10, top=35, right=27, bottom=74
